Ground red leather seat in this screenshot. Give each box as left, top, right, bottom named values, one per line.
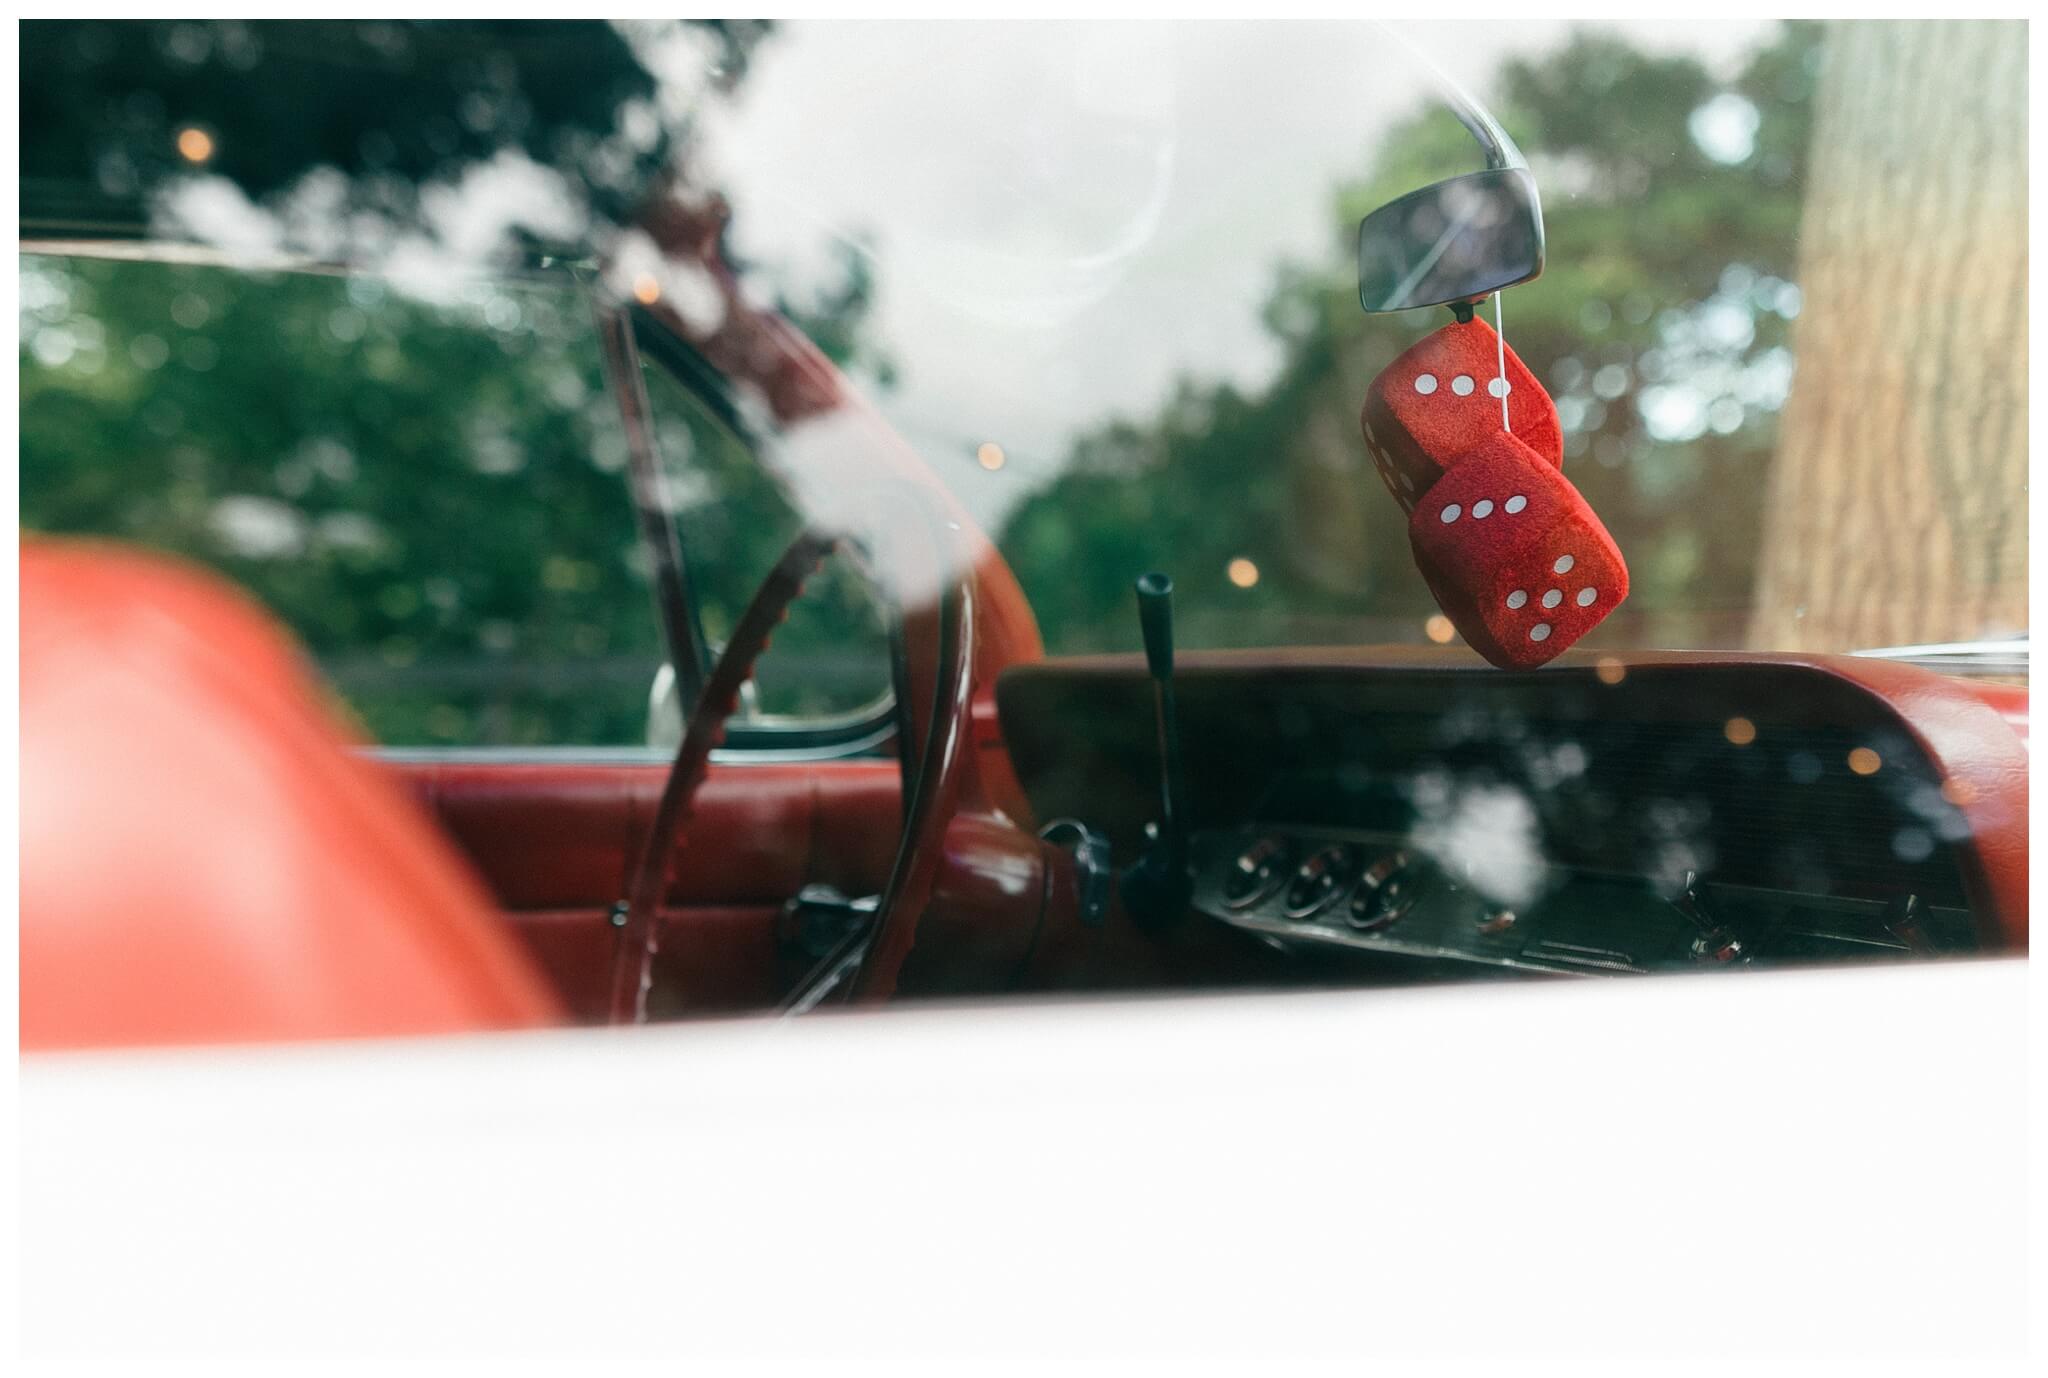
left=19, top=538, right=563, bottom=1050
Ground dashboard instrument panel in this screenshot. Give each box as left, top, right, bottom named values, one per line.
left=997, top=651, right=2026, bottom=974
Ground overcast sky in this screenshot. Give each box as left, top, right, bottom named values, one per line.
left=695, top=19, right=1776, bottom=531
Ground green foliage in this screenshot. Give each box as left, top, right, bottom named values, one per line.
left=21, top=19, right=1836, bottom=753
left=19, top=254, right=888, bottom=745
left=640, top=362, right=893, bottom=719
left=18, top=17, right=892, bottom=749
left=21, top=255, right=653, bottom=744
left=998, top=23, right=1826, bottom=655
left=20, top=19, right=769, bottom=229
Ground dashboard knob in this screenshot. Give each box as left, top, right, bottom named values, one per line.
left=1347, top=852, right=1419, bottom=930
left=1477, top=908, right=1518, bottom=936
left=1224, top=837, right=1292, bottom=908
left=1283, top=845, right=1363, bottom=918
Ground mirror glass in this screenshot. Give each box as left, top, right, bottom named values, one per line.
left=1356, top=167, right=1544, bottom=313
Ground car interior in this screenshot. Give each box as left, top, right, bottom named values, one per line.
left=20, top=251, right=2027, bottom=1047
left=17, top=19, right=2029, bottom=1052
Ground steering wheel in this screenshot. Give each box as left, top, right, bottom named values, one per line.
left=606, top=530, right=837, bottom=1023
left=606, top=507, right=978, bottom=1022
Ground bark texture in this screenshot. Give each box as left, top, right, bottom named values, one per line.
left=1749, top=19, right=2027, bottom=651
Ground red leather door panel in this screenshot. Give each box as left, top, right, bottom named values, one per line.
left=395, top=758, right=901, bottom=1019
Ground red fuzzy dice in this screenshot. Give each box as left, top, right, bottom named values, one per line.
left=1407, top=432, right=1628, bottom=669
left=1360, top=316, right=1561, bottom=512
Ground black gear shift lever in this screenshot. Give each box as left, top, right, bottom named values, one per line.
left=1121, top=572, right=1193, bottom=927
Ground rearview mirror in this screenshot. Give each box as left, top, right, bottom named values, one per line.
left=1356, top=166, right=1544, bottom=314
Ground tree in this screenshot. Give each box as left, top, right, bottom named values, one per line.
left=1747, top=19, right=2028, bottom=651
left=19, top=19, right=891, bottom=746
left=999, top=25, right=1829, bottom=657
left=20, top=20, right=768, bottom=229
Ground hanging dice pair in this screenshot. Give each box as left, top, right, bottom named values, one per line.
left=1360, top=317, right=1627, bottom=668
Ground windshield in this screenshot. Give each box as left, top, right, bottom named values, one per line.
left=20, top=19, right=2028, bottom=665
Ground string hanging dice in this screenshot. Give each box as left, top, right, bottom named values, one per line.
left=1362, top=318, right=1627, bottom=668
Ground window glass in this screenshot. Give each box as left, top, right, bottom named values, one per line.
left=688, top=20, right=2024, bottom=663
left=21, top=253, right=660, bottom=746
left=639, top=357, right=894, bottom=723
left=19, top=20, right=2025, bottom=675
left=20, top=251, right=894, bottom=748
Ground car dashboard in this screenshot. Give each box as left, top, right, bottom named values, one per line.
left=996, top=651, right=2025, bottom=981
left=1185, top=825, right=1973, bottom=977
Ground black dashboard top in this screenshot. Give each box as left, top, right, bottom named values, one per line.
left=997, top=655, right=1985, bottom=965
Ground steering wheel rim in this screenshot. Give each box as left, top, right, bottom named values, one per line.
left=606, top=494, right=981, bottom=1021
left=607, top=529, right=840, bottom=1024
left=845, top=555, right=976, bottom=1004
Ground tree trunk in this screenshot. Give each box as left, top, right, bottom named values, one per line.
left=1748, top=19, right=2027, bottom=652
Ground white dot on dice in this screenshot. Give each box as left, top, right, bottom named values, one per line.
left=1542, top=589, right=1563, bottom=609
left=1414, top=373, right=1438, bottom=395
left=1452, top=374, right=1475, bottom=396
left=1506, top=589, right=1528, bottom=609
left=1530, top=623, right=1552, bottom=642
left=1576, top=587, right=1597, bottom=606
left=1505, top=495, right=1527, bottom=514
left=1553, top=554, right=1575, bottom=574
left=1471, top=499, right=1494, bottom=518
left=1440, top=504, right=1461, bottom=523
left=1488, top=377, right=1510, bottom=398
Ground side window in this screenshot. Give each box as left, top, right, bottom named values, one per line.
left=21, top=251, right=661, bottom=748
left=20, top=250, right=894, bottom=753
left=638, top=354, right=894, bottom=731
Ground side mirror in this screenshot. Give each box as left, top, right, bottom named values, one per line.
left=1356, top=166, right=1544, bottom=314
left=646, top=658, right=761, bottom=750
